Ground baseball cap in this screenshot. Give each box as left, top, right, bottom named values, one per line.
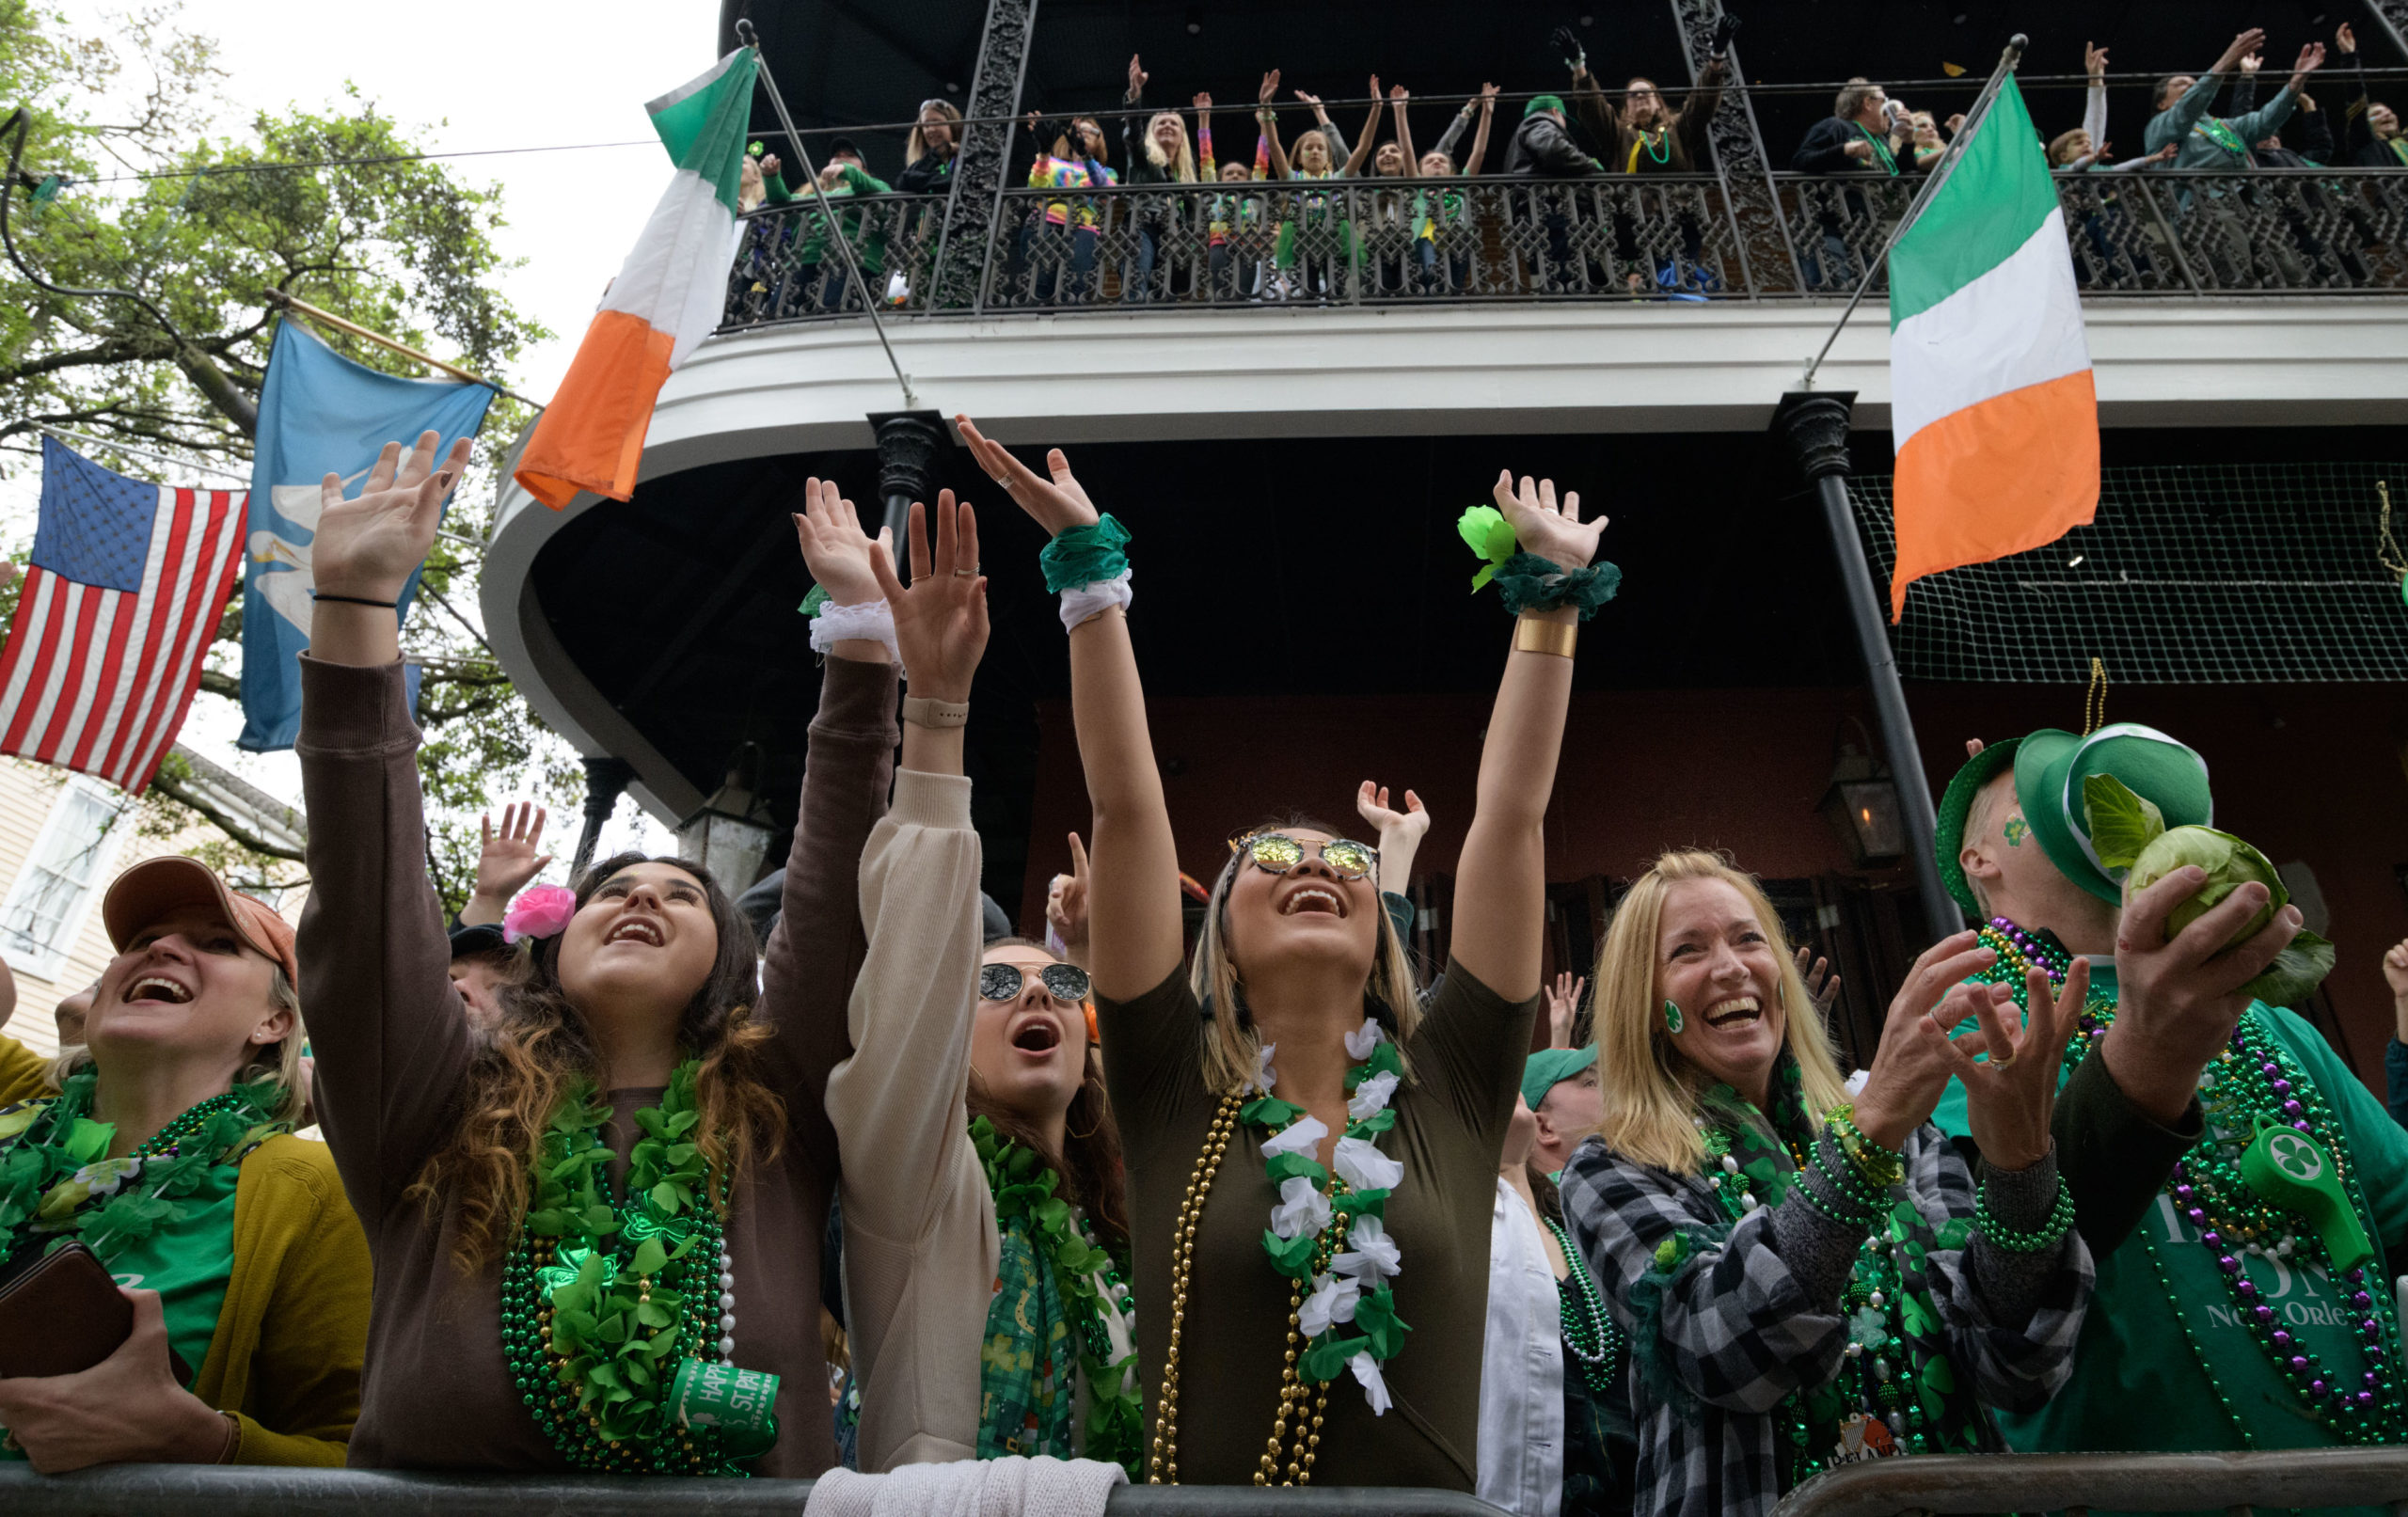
left=103, top=856, right=300, bottom=987
left=1522, top=1045, right=1598, bottom=1112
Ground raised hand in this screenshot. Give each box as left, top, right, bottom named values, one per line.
left=1793, top=942, right=1843, bottom=1017
left=2151, top=142, right=2178, bottom=163
left=310, top=430, right=471, bottom=603
left=957, top=415, right=1100, bottom=536
left=792, top=476, right=890, bottom=607
left=1194, top=90, right=1212, bottom=112
left=761, top=153, right=782, bottom=176
left=1850, top=929, right=2008, bottom=1150
left=2338, top=21, right=2356, bottom=55
left=1945, top=960, right=2081, bottom=1171
left=2101, top=865, right=2303, bottom=1123
left=1480, top=83, right=1500, bottom=111
left=2240, top=49, right=2263, bottom=74
left=2084, top=41, right=2108, bottom=77
left=1047, top=831, right=1091, bottom=956
left=472, top=803, right=553, bottom=909
left=1551, top=24, right=1586, bottom=72
left=1389, top=83, right=1409, bottom=103
left=1259, top=70, right=1281, bottom=107
left=1294, top=88, right=1324, bottom=109
left=1492, top=470, right=1607, bottom=572
left=1354, top=781, right=1431, bottom=845
left=2290, top=40, right=2326, bottom=86
left=868, top=491, right=989, bottom=703
left=2216, top=27, right=2268, bottom=73
left=1544, top=971, right=1586, bottom=1049
left=1127, top=53, right=1149, bottom=102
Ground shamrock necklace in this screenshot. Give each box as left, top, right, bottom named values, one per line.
left=970, top=1115, right=1144, bottom=1477
left=1973, top=919, right=2407, bottom=1446
left=1148, top=1018, right=1410, bottom=1486
left=498, top=1059, right=776, bottom=1476
left=0, top=1069, right=286, bottom=1273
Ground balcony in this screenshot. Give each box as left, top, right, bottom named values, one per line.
left=725, top=167, right=2408, bottom=324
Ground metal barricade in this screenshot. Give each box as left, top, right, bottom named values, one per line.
left=1769, top=1446, right=2408, bottom=1517
left=0, top=1464, right=1509, bottom=1517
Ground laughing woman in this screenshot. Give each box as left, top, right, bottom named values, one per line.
left=0, top=858, right=367, bottom=1470
left=962, top=415, right=1608, bottom=1491
left=786, top=479, right=1138, bottom=1475
left=1559, top=851, right=2093, bottom=1517
left=295, top=433, right=841, bottom=1477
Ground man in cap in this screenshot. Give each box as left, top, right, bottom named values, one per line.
left=1523, top=1046, right=1601, bottom=1177
left=1502, top=93, right=1604, bottom=176
left=1933, top=723, right=2408, bottom=1465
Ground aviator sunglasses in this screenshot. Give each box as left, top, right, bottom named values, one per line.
left=979, top=962, right=1093, bottom=1003
left=1229, top=831, right=1380, bottom=881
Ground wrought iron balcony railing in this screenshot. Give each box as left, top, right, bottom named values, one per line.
left=721, top=166, right=2408, bottom=329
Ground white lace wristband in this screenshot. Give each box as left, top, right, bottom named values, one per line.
left=810, top=598, right=901, bottom=666
left=1058, top=570, right=1134, bottom=633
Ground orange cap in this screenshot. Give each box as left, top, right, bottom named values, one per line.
left=102, top=856, right=300, bottom=988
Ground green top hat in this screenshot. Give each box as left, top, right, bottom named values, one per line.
left=1934, top=722, right=2213, bottom=911
left=1522, top=1045, right=1596, bottom=1112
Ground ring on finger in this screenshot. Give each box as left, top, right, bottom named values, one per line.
left=952, top=564, right=979, bottom=577
left=1988, top=1051, right=2018, bottom=1070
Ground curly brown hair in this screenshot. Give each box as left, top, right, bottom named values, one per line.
left=408, top=852, right=786, bottom=1275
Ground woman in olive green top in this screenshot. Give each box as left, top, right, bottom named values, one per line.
left=962, top=416, right=1607, bottom=1490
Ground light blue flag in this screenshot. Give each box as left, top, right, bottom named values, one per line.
left=239, top=321, right=495, bottom=751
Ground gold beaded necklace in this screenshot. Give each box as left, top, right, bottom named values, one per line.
left=1149, top=1092, right=1343, bottom=1487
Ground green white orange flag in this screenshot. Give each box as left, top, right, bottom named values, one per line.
left=1886, top=76, right=2098, bottom=620
left=515, top=49, right=759, bottom=510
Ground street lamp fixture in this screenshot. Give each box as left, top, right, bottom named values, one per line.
left=676, top=742, right=778, bottom=893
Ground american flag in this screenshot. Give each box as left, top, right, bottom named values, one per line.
left=0, top=436, right=246, bottom=794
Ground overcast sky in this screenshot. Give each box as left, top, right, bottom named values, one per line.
left=42, top=0, right=712, bottom=855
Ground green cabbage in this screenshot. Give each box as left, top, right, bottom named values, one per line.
left=2083, top=774, right=2335, bottom=1006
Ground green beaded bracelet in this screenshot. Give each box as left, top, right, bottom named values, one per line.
left=1807, top=1136, right=1886, bottom=1214
left=1827, top=1106, right=1907, bottom=1191
left=1797, top=1157, right=1879, bottom=1229
left=1975, top=1176, right=2076, bottom=1254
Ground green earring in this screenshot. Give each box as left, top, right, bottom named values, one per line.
left=1662, top=999, right=1685, bottom=1035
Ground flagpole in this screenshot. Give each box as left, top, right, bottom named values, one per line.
left=734, top=19, right=918, bottom=408
left=261, top=290, right=546, bottom=410
left=1798, top=33, right=2028, bottom=391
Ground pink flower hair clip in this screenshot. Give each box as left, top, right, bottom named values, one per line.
left=502, top=883, right=578, bottom=944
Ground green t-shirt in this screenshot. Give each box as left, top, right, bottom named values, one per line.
left=1936, top=969, right=2408, bottom=1516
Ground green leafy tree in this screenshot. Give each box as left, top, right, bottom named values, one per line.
left=0, top=0, right=574, bottom=910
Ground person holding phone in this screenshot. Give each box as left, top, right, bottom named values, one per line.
left=0, top=857, right=368, bottom=1470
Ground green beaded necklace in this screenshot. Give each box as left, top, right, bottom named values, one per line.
left=1972, top=919, right=2407, bottom=1447
left=499, top=1059, right=758, bottom=1476
left=1542, top=1214, right=1624, bottom=1396
left=0, top=1070, right=286, bottom=1274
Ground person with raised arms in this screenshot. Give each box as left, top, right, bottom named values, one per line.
left=960, top=412, right=1610, bottom=1491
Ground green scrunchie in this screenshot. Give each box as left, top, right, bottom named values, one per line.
left=1039, top=514, right=1132, bottom=593
left=1491, top=552, right=1622, bottom=622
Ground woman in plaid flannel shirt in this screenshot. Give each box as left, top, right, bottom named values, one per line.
left=1558, top=851, right=2095, bottom=1517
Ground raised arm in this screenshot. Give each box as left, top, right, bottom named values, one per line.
left=2083, top=43, right=2110, bottom=147
left=1342, top=76, right=1383, bottom=175
left=958, top=417, right=1184, bottom=1003
left=1674, top=55, right=1730, bottom=161
left=2337, top=24, right=2375, bottom=155
left=1463, top=86, right=1497, bottom=177
left=1447, top=473, right=1606, bottom=1002
left=1258, top=71, right=1292, bottom=180
left=294, top=430, right=480, bottom=1226
left=755, top=478, right=902, bottom=1125
left=1193, top=91, right=1218, bottom=178
left=1390, top=86, right=1418, bottom=176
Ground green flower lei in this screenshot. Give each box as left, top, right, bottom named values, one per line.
left=969, top=1115, right=1143, bottom=1477
left=499, top=1058, right=771, bottom=1476
left=0, top=1068, right=286, bottom=1273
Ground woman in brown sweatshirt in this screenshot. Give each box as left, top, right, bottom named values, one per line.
left=961, top=418, right=1603, bottom=1492
left=294, top=432, right=865, bottom=1477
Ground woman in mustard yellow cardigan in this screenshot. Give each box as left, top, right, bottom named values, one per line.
left=0, top=856, right=368, bottom=1470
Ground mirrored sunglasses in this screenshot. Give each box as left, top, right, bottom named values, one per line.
left=979, top=962, right=1092, bottom=1004
left=1230, top=831, right=1379, bottom=881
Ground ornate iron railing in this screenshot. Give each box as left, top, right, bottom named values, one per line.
left=721, top=166, right=2408, bottom=328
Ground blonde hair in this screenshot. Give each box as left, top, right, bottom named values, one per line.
left=1290, top=129, right=1335, bottom=175
left=1188, top=819, right=1423, bottom=1096
left=1592, top=850, right=1852, bottom=1175
left=56, top=965, right=310, bottom=1128
left=907, top=101, right=962, bottom=166
left=2047, top=128, right=2090, bottom=166
left=1141, top=111, right=1198, bottom=182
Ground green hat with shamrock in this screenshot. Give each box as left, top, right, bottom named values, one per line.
left=1934, top=723, right=2213, bottom=912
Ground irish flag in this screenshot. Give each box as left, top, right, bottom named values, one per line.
left=515, top=49, right=759, bottom=510
left=1886, top=76, right=2098, bottom=620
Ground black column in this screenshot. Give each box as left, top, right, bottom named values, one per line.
left=868, top=410, right=948, bottom=545
left=1772, top=391, right=1962, bottom=945
left=926, top=0, right=1041, bottom=311
left=572, top=755, right=637, bottom=877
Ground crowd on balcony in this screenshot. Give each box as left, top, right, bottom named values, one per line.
left=4, top=425, right=2407, bottom=1515
left=723, top=16, right=2408, bottom=317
